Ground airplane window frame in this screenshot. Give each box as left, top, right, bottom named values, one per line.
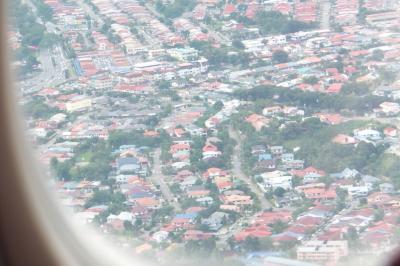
left=1, top=1, right=400, bottom=266
left=0, top=2, right=145, bottom=265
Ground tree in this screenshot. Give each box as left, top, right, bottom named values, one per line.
left=371, top=49, right=384, bottom=61
left=36, top=1, right=53, bottom=21
left=345, top=226, right=360, bottom=249
left=273, top=187, right=286, bottom=198
left=156, top=0, right=197, bottom=19
left=318, top=176, right=334, bottom=188
left=335, top=187, right=348, bottom=202
left=157, top=80, right=171, bottom=90
left=272, top=50, right=289, bottom=64
left=232, top=39, right=244, bottom=49
left=243, top=236, right=260, bottom=252
left=378, top=68, right=397, bottom=84
left=254, top=11, right=313, bottom=35
left=271, top=220, right=288, bottom=234
left=303, top=76, right=319, bottom=85
left=374, top=208, right=384, bottom=222
left=184, top=238, right=216, bottom=257
left=123, top=220, right=134, bottom=232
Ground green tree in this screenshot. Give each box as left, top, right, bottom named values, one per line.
left=232, top=39, right=244, bottom=49
left=345, top=226, right=360, bottom=249
left=371, top=49, right=384, bottom=61
left=157, top=80, right=171, bottom=90
left=373, top=208, right=384, bottom=221
left=243, top=236, right=260, bottom=252
left=271, top=220, right=289, bottom=234
left=303, top=76, right=319, bottom=85
left=272, top=50, right=289, bottom=64
left=273, top=187, right=286, bottom=198
left=124, top=220, right=134, bottom=232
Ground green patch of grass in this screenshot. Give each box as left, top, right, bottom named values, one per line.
left=77, top=151, right=94, bottom=162
left=282, top=120, right=385, bottom=173
left=284, top=120, right=370, bottom=150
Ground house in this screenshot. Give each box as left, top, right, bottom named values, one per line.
left=65, top=96, right=92, bottom=113
left=332, top=134, right=358, bottom=145
left=345, top=185, right=370, bottom=199
left=216, top=180, right=233, bottom=193
left=196, top=196, right=214, bottom=206
left=362, top=175, right=380, bottom=189
left=258, top=153, right=273, bottom=162
left=221, top=194, right=252, bottom=206
left=253, top=159, right=276, bottom=173
left=107, top=212, right=134, bottom=231
left=297, top=241, right=348, bottom=264
left=282, top=160, right=305, bottom=170
left=270, top=146, right=284, bottom=155
left=186, top=186, right=210, bottom=198
left=202, top=167, right=228, bottom=179
left=368, top=192, right=394, bottom=207
left=184, top=230, right=213, bottom=241
left=202, top=212, right=228, bottom=231
left=380, top=183, right=395, bottom=194
left=384, top=127, right=397, bottom=137
left=297, top=183, right=337, bottom=202
left=281, top=153, right=294, bottom=162
left=257, top=170, right=292, bottom=191
left=134, top=197, right=160, bottom=209
left=353, top=128, right=382, bottom=141
left=251, top=145, right=267, bottom=155
left=222, top=4, right=236, bottom=17
left=292, top=167, right=326, bottom=178
left=263, top=106, right=282, bottom=116
left=202, top=143, right=222, bottom=160
left=170, top=143, right=191, bottom=154
left=116, top=157, right=141, bottom=174
left=180, top=176, right=198, bottom=191
left=185, top=124, right=206, bottom=136
left=316, top=113, right=343, bottom=125
left=326, top=83, right=343, bottom=94
left=331, top=168, right=360, bottom=179
left=246, top=114, right=270, bottom=131
left=152, top=231, right=169, bottom=243
left=171, top=213, right=197, bottom=228
left=234, top=224, right=272, bottom=242
left=376, top=102, right=400, bottom=116
left=254, top=210, right=292, bottom=225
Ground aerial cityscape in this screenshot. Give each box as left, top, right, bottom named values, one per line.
left=8, top=0, right=400, bottom=265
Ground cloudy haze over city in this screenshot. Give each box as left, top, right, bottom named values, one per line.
left=8, top=0, right=400, bottom=265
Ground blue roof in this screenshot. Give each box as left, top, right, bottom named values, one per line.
left=258, top=153, right=272, bottom=161
left=119, top=145, right=137, bottom=150
left=116, top=157, right=139, bottom=167
left=175, top=213, right=197, bottom=219
left=63, top=181, right=79, bottom=189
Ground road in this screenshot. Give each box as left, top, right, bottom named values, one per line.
left=144, top=2, right=230, bottom=46
left=76, top=0, right=103, bottom=29
left=21, top=46, right=69, bottom=94
left=319, top=0, right=331, bottom=30
left=18, top=0, right=70, bottom=94
left=229, top=126, right=273, bottom=210
left=150, top=148, right=181, bottom=211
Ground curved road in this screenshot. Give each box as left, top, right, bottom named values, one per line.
left=229, top=126, right=273, bottom=210
left=150, top=148, right=181, bottom=211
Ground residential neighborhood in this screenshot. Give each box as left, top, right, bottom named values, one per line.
left=8, top=0, right=400, bottom=265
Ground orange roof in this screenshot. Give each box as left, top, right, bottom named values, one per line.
left=135, top=197, right=158, bottom=207
left=144, top=130, right=159, bottom=137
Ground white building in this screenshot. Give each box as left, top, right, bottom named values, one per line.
left=353, top=128, right=382, bottom=141
left=257, top=170, right=292, bottom=191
